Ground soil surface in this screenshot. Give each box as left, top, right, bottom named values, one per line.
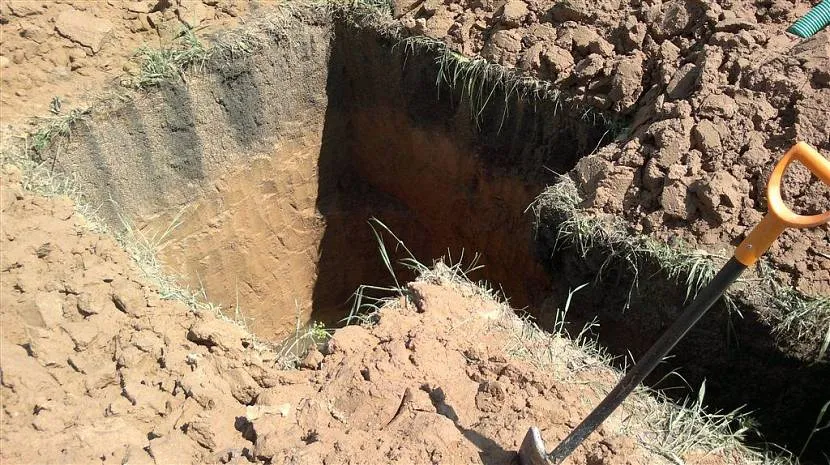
left=393, top=0, right=830, bottom=295
left=5, top=0, right=826, bottom=297
left=0, top=1, right=826, bottom=462
left=0, top=166, right=742, bottom=464
left=0, top=0, right=277, bottom=125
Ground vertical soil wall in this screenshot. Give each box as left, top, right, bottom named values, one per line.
left=48, top=16, right=606, bottom=340
left=53, top=20, right=337, bottom=339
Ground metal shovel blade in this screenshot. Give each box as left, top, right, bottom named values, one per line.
left=519, top=427, right=550, bottom=465
left=518, top=257, right=747, bottom=465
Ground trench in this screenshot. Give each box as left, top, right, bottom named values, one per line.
left=49, top=12, right=827, bottom=461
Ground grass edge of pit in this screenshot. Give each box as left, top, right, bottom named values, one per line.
left=531, top=176, right=830, bottom=363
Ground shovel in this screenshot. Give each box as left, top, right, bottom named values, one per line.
left=519, top=142, right=830, bottom=465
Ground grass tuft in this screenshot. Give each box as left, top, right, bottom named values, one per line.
left=630, top=381, right=795, bottom=465
left=530, top=176, right=731, bottom=311
left=27, top=108, right=90, bottom=162
left=399, top=36, right=625, bottom=133
left=275, top=310, right=331, bottom=369
left=765, top=277, right=830, bottom=353
left=345, top=217, right=425, bottom=325
left=130, top=28, right=211, bottom=89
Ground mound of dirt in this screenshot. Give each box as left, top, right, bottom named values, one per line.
left=393, top=0, right=830, bottom=295
left=0, top=165, right=743, bottom=464
left=0, top=0, right=278, bottom=125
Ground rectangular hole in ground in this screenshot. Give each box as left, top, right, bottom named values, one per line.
left=48, top=14, right=828, bottom=460
left=110, top=22, right=608, bottom=340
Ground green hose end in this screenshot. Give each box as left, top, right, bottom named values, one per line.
left=787, top=0, right=830, bottom=38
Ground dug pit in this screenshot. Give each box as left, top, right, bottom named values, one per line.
left=53, top=17, right=604, bottom=339
left=41, top=9, right=828, bottom=460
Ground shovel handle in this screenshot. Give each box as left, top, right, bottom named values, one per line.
left=735, top=142, right=830, bottom=266
left=522, top=143, right=830, bottom=465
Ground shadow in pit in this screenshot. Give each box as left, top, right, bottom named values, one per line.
left=309, top=25, right=521, bottom=328
left=310, top=20, right=611, bottom=328
left=427, top=387, right=516, bottom=465
left=309, top=29, right=435, bottom=328
left=307, top=23, right=435, bottom=329
left=535, top=232, right=830, bottom=462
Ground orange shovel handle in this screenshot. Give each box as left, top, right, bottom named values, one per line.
left=735, top=142, right=830, bottom=266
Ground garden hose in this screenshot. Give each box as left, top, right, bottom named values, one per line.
left=787, top=0, right=830, bottom=38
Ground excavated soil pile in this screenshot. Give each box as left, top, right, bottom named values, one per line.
left=0, top=167, right=728, bottom=465
left=395, top=0, right=830, bottom=295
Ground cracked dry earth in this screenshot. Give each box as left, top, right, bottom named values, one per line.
left=394, top=0, right=830, bottom=295
left=0, top=165, right=741, bottom=464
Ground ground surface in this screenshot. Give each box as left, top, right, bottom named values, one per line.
left=0, top=0, right=825, bottom=463
left=0, top=0, right=277, bottom=125
left=0, top=166, right=743, bottom=464
left=394, top=0, right=830, bottom=295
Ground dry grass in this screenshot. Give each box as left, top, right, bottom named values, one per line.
left=628, top=382, right=796, bottom=465
left=531, top=175, right=830, bottom=362
left=27, top=108, right=91, bottom=163
left=129, top=28, right=211, bottom=89
left=397, top=36, right=627, bottom=135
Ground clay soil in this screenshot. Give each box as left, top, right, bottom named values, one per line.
left=395, top=0, right=830, bottom=295
left=1, top=0, right=828, bottom=463
left=0, top=166, right=747, bottom=464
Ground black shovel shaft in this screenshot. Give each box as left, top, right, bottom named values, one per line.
left=547, top=257, right=747, bottom=464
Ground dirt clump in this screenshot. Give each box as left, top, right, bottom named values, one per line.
left=0, top=164, right=265, bottom=463
left=394, top=0, right=830, bottom=295
left=0, top=165, right=744, bottom=464
left=0, top=0, right=277, bottom=125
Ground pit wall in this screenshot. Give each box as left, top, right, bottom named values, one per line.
left=53, top=19, right=337, bottom=339
left=329, top=22, right=608, bottom=315
left=48, top=13, right=606, bottom=340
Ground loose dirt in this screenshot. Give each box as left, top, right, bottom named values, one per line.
left=0, top=166, right=741, bottom=464
left=1, top=0, right=828, bottom=462
left=0, top=0, right=277, bottom=125
left=394, top=0, right=830, bottom=295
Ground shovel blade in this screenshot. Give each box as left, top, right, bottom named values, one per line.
left=519, top=427, right=551, bottom=465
